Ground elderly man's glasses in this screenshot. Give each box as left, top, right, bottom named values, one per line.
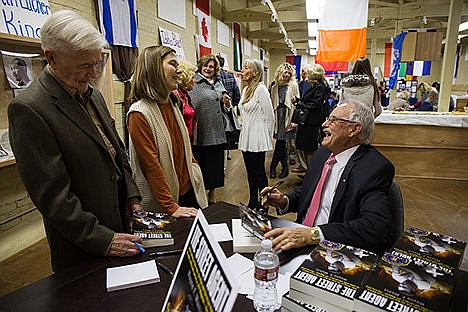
left=76, top=53, right=108, bottom=74
left=326, top=116, right=358, bottom=125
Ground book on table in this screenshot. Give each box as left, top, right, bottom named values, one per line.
left=132, top=209, right=174, bottom=247
left=289, top=240, right=378, bottom=311
left=281, top=292, right=328, bottom=312
left=354, top=250, right=456, bottom=312
left=391, top=226, right=466, bottom=270
left=106, top=260, right=160, bottom=292
left=233, top=203, right=308, bottom=255
left=239, top=202, right=272, bottom=239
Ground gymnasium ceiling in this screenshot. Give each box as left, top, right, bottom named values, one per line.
left=217, top=0, right=468, bottom=55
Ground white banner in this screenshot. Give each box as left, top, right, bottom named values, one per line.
left=0, top=1, right=51, bottom=39
left=159, top=27, right=185, bottom=60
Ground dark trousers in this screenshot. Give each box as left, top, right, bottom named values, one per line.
left=270, top=140, right=288, bottom=171
left=242, top=151, right=268, bottom=209
left=178, top=188, right=199, bottom=208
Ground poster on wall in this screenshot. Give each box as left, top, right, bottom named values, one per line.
left=159, top=27, right=185, bottom=60
left=217, top=20, right=229, bottom=47
left=158, top=0, right=186, bottom=28
left=1, top=50, right=35, bottom=89
left=0, top=0, right=51, bottom=39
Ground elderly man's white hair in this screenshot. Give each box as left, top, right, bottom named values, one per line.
left=41, top=10, right=107, bottom=54
left=340, top=101, right=375, bottom=145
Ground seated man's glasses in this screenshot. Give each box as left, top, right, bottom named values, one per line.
left=326, top=116, right=358, bottom=125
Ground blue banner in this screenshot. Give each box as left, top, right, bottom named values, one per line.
left=389, top=32, right=407, bottom=89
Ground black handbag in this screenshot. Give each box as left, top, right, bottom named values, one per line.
left=291, top=104, right=309, bottom=126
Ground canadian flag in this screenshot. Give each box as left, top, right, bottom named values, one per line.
left=196, top=0, right=211, bottom=57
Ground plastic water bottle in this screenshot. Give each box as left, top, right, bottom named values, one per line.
left=253, top=239, right=279, bottom=312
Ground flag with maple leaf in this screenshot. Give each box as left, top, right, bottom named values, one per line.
left=196, top=0, right=212, bottom=57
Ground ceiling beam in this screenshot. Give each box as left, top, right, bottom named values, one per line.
left=223, top=10, right=271, bottom=23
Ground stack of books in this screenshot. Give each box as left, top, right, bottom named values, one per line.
left=354, top=227, right=466, bottom=312
left=287, top=240, right=378, bottom=312
left=285, top=227, right=466, bottom=312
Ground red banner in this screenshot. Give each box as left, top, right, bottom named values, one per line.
left=384, top=42, right=392, bottom=78
left=196, top=0, right=211, bottom=57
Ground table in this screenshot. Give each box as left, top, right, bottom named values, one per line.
left=0, top=202, right=466, bottom=312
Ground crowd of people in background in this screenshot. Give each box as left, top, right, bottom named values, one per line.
left=9, top=9, right=441, bottom=272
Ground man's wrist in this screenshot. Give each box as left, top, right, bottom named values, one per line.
left=310, top=227, right=320, bottom=245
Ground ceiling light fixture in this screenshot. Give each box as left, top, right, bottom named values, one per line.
left=261, top=0, right=295, bottom=52
left=422, top=16, right=427, bottom=25
left=370, top=18, right=375, bottom=27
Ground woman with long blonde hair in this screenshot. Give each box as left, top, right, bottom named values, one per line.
left=127, top=46, right=207, bottom=218
left=238, top=59, right=275, bottom=211
left=269, top=62, right=299, bottom=179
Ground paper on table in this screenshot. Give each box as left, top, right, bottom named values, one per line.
left=227, top=253, right=253, bottom=277
left=208, top=223, right=233, bottom=242
left=106, top=260, right=160, bottom=292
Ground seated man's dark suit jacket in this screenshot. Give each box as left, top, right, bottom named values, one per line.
left=286, top=145, right=395, bottom=254
left=8, top=69, right=140, bottom=273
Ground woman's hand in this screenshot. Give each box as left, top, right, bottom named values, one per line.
left=222, top=93, right=231, bottom=107
left=171, top=206, right=198, bottom=218
left=264, top=227, right=315, bottom=251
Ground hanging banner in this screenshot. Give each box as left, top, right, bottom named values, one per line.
left=98, top=0, right=137, bottom=48
left=389, top=32, right=407, bottom=89
left=233, top=22, right=242, bottom=72
left=316, top=0, right=368, bottom=62
left=195, top=0, right=211, bottom=57
left=383, top=42, right=392, bottom=78
left=0, top=0, right=51, bottom=39
left=159, top=27, right=185, bottom=60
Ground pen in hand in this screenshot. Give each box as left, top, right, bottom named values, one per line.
left=263, top=180, right=285, bottom=196
left=260, top=180, right=285, bottom=200
left=133, top=241, right=145, bottom=253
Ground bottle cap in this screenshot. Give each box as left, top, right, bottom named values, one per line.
left=261, top=239, right=272, bottom=249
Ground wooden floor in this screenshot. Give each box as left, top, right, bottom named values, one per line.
left=1, top=148, right=467, bottom=297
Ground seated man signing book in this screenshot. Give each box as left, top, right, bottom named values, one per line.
left=261, top=101, right=395, bottom=254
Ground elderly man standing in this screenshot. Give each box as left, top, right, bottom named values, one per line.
left=8, top=10, right=143, bottom=273
left=262, top=101, right=395, bottom=254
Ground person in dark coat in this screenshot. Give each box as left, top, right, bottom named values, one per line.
left=8, top=10, right=143, bottom=273
left=261, top=101, right=395, bottom=254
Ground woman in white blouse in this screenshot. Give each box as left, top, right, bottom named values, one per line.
left=238, top=59, right=275, bottom=210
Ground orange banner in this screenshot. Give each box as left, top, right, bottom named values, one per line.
left=316, top=28, right=367, bottom=62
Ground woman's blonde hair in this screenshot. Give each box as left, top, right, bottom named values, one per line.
left=177, top=59, right=197, bottom=90
left=196, top=54, right=220, bottom=77
left=307, top=64, right=326, bottom=86
left=241, top=59, right=263, bottom=105
left=129, top=46, right=176, bottom=103
left=274, top=62, right=295, bottom=84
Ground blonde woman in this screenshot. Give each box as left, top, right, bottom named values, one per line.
left=269, top=62, right=299, bottom=179
left=173, top=59, right=197, bottom=143
left=238, top=59, right=274, bottom=210
left=127, top=46, right=207, bottom=218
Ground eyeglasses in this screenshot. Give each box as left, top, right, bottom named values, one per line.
left=76, top=53, right=108, bottom=74
left=76, top=61, right=104, bottom=74
left=325, top=116, right=358, bottom=125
